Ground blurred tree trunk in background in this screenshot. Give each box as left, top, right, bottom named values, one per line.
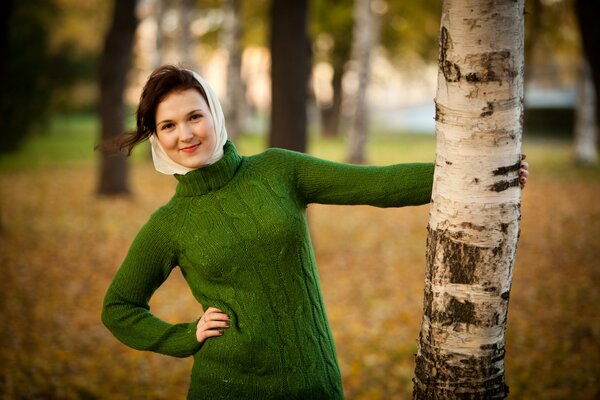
left=0, top=0, right=55, bottom=154
left=575, top=0, right=600, bottom=136
left=413, top=1, right=524, bottom=398
left=97, top=0, right=138, bottom=196
left=0, top=0, right=6, bottom=232
left=313, top=0, right=354, bottom=139
left=269, top=0, right=309, bottom=152
left=0, top=1, right=12, bottom=68
left=221, top=0, right=246, bottom=139
left=178, top=0, right=195, bottom=69
left=523, top=0, right=542, bottom=84
left=153, top=0, right=165, bottom=69
left=346, top=0, right=377, bottom=164
left=574, top=61, right=598, bottom=165
left=321, top=41, right=351, bottom=138
left=321, top=60, right=344, bottom=138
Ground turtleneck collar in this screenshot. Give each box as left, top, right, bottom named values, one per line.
left=174, top=141, right=242, bottom=197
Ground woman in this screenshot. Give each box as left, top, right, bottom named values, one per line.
left=101, top=65, right=528, bottom=399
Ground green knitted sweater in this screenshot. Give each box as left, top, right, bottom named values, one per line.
left=102, top=141, right=434, bottom=399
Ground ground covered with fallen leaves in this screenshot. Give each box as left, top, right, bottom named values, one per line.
left=1, top=131, right=599, bottom=399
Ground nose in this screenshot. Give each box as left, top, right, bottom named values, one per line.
left=179, top=123, right=194, bottom=142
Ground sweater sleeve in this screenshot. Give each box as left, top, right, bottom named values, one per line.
left=101, top=213, right=201, bottom=358
left=276, top=149, right=434, bottom=207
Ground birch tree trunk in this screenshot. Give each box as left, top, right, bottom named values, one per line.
left=346, top=0, right=376, bottom=164
left=574, top=61, right=598, bottom=165
left=221, top=0, right=245, bottom=139
left=413, top=1, right=524, bottom=398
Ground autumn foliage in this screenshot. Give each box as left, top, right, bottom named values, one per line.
left=0, top=136, right=598, bottom=399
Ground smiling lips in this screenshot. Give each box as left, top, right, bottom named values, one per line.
left=180, top=143, right=200, bottom=153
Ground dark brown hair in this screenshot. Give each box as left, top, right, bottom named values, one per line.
left=116, top=65, right=209, bottom=155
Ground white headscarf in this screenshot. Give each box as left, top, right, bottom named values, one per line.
left=149, top=69, right=228, bottom=175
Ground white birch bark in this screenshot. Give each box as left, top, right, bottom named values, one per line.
left=413, top=1, right=524, bottom=398
left=346, top=0, right=377, bottom=164
left=221, top=0, right=245, bottom=139
left=574, top=61, right=598, bottom=165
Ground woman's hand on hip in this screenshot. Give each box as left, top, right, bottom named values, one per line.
left=196, top=307, right=230, bottom=343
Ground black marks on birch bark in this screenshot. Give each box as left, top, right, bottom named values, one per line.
left=489, top=178, right=520, bottom=192
left=414, top=336, right=509, bottom=399
left=434, top=102, right=440, bottom=121
left=439, top=44, right=517, bottom=86
left=445, top=297, right=477, bottom=325
left=464, top=50, right=516, bottom=83
left=422, top=282, right=433, bottom=323
left=440, top=27, right=461, bottom=82
left=481, top=102, right=494, bottom=117
left=519, top=97, right=525, bottom=126
left=428, top=227, right=481, bottom=285
left=419, top=227, right=512, bottom=397
left=463, top=18, right=481, bottom=31
left=491, top=159, right=524, bottom=191
left=448, top=241, right=478, bottom=284
left=493, top=161, right=521, bottom=176
left=425, top=226, right=514, bottom=324
left=461, top=222, right=485, bottom=231
left=429, top=295, right=480, bottom=327
left=425, top=227, right=437, bottom=282
left=423, top=229, right=436, bottom=319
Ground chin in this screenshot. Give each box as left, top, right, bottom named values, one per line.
left=181, top=158, right=207, bottom=169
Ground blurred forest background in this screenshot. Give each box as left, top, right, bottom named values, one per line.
left=1, top=0, right=599, bottom=399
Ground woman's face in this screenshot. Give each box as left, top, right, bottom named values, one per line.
left=155, top=88, right=216, bottom=169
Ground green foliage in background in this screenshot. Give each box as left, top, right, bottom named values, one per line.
left=0, top=0, right=57, bottom=154
left=380, top=0, right=441, bottom=63
left=311, top=0, right=354, bottom=62
left=525, top=0, right=581, bottom=84
left=0, top=0, right=110, bottom=155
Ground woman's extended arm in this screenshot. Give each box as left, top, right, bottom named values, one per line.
left=263, top=149, right=527, bottom=207
left=282, top=149, right=435, bottom=207
left=101, top=214, right=202, bottom=358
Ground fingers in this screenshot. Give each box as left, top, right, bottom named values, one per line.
left=518, top=164, right=528, bottom=189
left=203, top=307, right=230, bottom=321
left=518, top=155, right=529, bottom=189
left=519, top=175, right=527, bottom=187
left=196, top=327, right=226, bottom=343
left=196, top=307, right=230, bottom=343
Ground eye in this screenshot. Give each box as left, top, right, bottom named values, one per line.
left=190, top=113, right=203, bottom=121
left=159, top=122, right=175, bottom=131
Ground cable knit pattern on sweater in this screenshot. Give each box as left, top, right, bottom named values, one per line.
left=102, top=141, right=434, bottom=399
